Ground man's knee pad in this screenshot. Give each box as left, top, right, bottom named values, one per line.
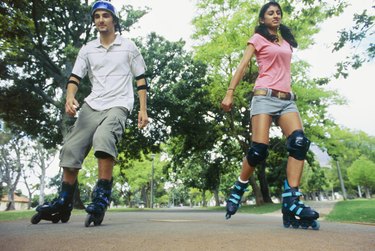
left=286, top=130, right=311, bottom=160
left=246, top=142, right=269, bottom=167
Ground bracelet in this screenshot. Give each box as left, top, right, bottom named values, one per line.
left=227, top=88, right=235, bottom=91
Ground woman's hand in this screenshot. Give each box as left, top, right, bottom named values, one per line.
left=221, top=90, right=234, bottom=112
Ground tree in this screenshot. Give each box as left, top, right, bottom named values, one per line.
left=121, top=153, right=166, bottom=208
left=0, top=130, right=28, bottom=210
left=28, top=141, right=57, bottom=205
left=347, top=156, right=375, bottom=198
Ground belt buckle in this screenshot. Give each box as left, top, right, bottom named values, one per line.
left=277, top=92, right=285, bottom=99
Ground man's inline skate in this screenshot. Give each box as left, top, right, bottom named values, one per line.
left=84, top=178, right=112, bottom=227
left=31, top=182, right=76, bottom=224
left=282, top=179, right=320, bottom=230
left=225, top=180, right=249, bottom=219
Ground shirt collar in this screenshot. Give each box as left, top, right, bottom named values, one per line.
left=93, top=34, right=122, bottom=48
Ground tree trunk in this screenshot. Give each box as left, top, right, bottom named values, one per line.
left=365, top=187, right=371, bottom=199
left=39, top=160, right=46, bottom=205
left=6, top=191, right=15, bottom=211
left=141, top=186, right=148, bottom=208
left=257, top=162, right=273, bottom=203
left=201, top=190, right=207, bottom=207
left=357, top=185, right=362, bottom=198
left=213, top=188, right=220, bottom=206
left=23, top=173, right=33, bottom=209
left=249, top=176, right=264, bottom=205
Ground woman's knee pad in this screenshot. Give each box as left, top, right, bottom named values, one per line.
left=246, top=142, right=269, bottom=167
left=286, top=130, right=311, bottom=160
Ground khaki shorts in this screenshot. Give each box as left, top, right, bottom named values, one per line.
left=59, top=103, right=128, bottom=169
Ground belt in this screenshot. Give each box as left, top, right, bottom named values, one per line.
left=253, top=89, right=296, bottom=101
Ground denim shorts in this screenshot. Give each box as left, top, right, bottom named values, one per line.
left=59, top=103, right=128, bottom=169
left=250, top=90, right=299, bottom=121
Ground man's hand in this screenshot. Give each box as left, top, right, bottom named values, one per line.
left=65, top=97, right=80, bottom=117
left=138, top=110, right=149, bottom=129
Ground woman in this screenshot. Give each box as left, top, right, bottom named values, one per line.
left=221, top=1, right=319, bottom=230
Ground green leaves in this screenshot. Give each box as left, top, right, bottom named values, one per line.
left=333, top=8, right=375, bottom=78
left=347, top=156, right=375, bottom=189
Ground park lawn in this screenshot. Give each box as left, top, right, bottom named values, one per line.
left=0, top=207, right=143, bottom=222
left=207, top=203, right=281, bottom=214
left=325, top=199, right=375, bottom=224
left=0, top=209, right=87, bottom=222
left=238, top=203, right=281, bottom=214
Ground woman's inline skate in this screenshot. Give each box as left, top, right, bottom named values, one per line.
left=225, top=180, right=249, bottom=219
left=84, top=178, right=112, bottom=227
left=31, top=182, right=76, bottom=224
left=282, top=179, right=320, bottom=230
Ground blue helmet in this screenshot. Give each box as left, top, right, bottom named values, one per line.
left=91, top=1, right=118, bottom=19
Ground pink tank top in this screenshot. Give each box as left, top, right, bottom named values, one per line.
left=248, top=33, right=292, bottom=93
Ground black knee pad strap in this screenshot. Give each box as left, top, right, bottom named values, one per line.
left=286, top=130, right=311, bottom=160
left=246, top=142, right=269, bottom=167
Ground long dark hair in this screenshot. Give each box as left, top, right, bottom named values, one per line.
left=254, top=1, right=298, bottom=48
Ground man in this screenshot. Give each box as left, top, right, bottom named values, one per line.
left=31, top=0, right=148, bottom=227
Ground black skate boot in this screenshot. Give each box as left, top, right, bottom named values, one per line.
left=281, top=180, right=320, bottom=230
left=84, top=178, right=112, bottom=227
left=31, top=182, right=76, bottom=224
left=225, top=180, right=249, bottom=219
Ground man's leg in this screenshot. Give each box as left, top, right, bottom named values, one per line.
left=98, top=157, right=114, bottom=180
left=63, top=168, right=79, bottom=184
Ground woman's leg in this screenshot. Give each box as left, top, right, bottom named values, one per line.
left=277, top=112, right=304, bottom=187
left=277, top=112, right=319, bottom=229
left=239, top=114, right=272, bottom=180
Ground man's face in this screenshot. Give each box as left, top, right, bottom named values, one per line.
left=93, top=10, right=115, bottom=33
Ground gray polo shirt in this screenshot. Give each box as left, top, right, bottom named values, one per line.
left=72, top=35, right=146, bottom=112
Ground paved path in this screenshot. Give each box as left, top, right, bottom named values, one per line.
left=0, top=207, right=374, bottom=251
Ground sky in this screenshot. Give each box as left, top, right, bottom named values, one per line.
left=118, top=0, right=375, bottom=136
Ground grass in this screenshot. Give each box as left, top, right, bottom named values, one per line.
left=325, top=199, right=375, bottom=224
left=2, top=199, right=374, bottom=224
left=0, top=210, right=36, bottom=222
left=0, top=207, right=146, bottom=222
left=206, top=203, right=280, bottom=214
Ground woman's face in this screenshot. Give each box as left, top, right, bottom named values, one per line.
left=261, top=5, right=282, bottom=30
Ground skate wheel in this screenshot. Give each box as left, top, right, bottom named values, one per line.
left=51, top=215, right=60, bottom=223
left=300, top=222, right=309, bottom=229
left=283, top=222, right=291, bottom=228
left=225, top=213, right=232, bottom=220
left=94, top=214, right=104, bottom=226
left=85, top=214, right=92, bottom=227
left=291, top=222, right=300, bottom=229
left=60, top=214, right=70, bottom=223
left=31, top=213, right=42, bottom=224
left=311, top=220, right=320, bottom=230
